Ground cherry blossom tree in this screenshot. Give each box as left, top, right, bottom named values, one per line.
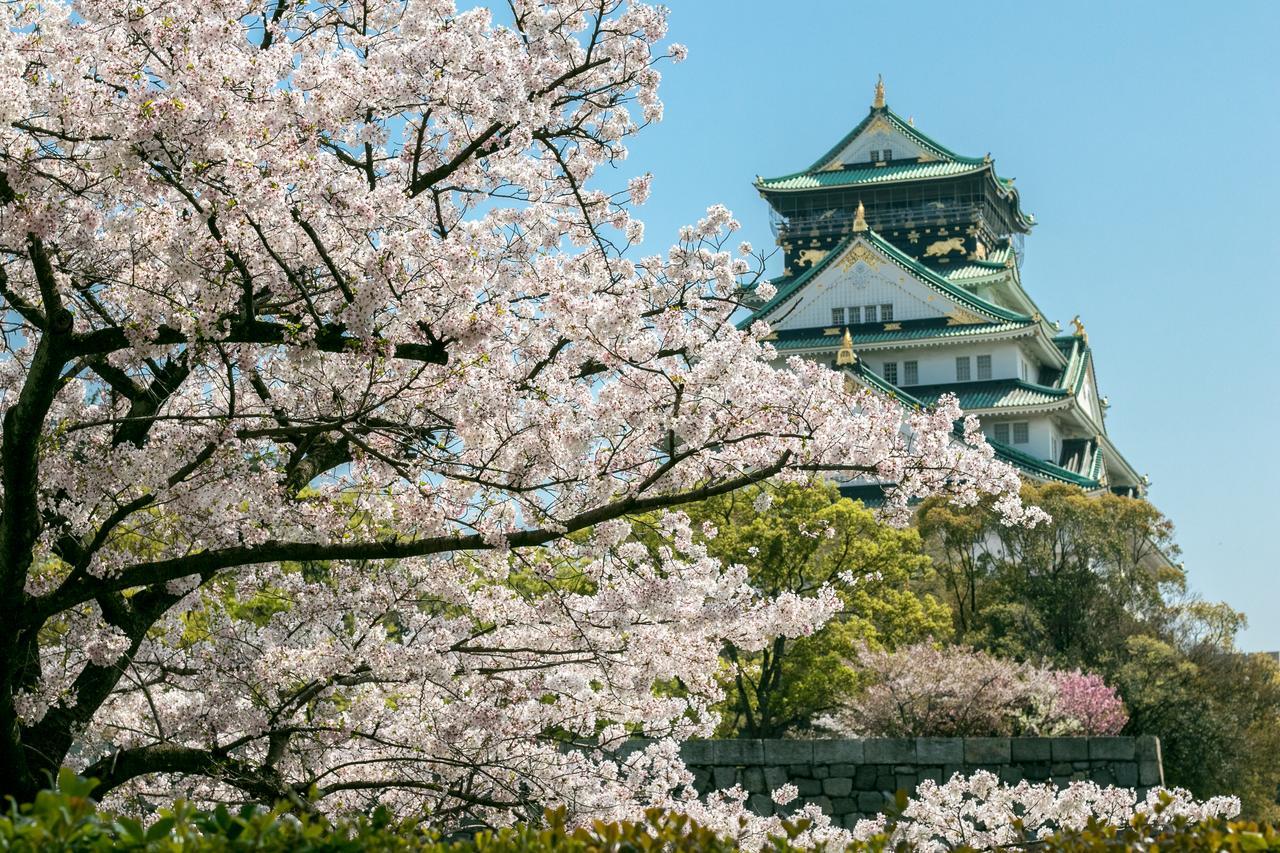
left=0, top=0, right=1033, bottom=824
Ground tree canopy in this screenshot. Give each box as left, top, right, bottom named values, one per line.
left=0, top=0, right=1029, bottom=824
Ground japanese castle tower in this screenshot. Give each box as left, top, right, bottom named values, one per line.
left=744, top=78, right=1146, bottom=498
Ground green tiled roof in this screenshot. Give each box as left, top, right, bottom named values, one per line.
left=741, top=229, right=1031, bottom=329
left=767, top=318, right=1033, bottom=352
left=805, top=105, right=979, bottom=172
left=840, top=363, right=1102, bottom=490
left=987, top=438, right=1101, bottom=489
left=906, top=379, right=1069, bottom=411
left=944, top=248, right=1016, bottom=282
left=757, top=160, right=983, bottom=192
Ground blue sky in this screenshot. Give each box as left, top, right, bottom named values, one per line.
left=620, top=1, right=1280, bottom=650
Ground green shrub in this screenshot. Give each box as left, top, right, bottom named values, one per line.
left=4, top=771, right=1278, bottom=852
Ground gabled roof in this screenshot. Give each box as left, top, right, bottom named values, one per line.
left=757, top=160, right=985, bottom=192
left=766, top=318, right=1034, bottom=352
left=988, top=436, right=1102, bottom=489
left=753, top=98, right=1033, bottom=229
left=804, top=104, right=981, bottom=172
left=841, top=362, right=1102, bottom=490
left=740, top=228, right=1032, bottom=329
left=906, top=379, right=1070, bottom=411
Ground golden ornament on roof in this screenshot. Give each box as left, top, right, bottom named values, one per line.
left=852, top=200, right=868, bottom=232
left=836, top=328, right=856, bottom=365
left=873, top=74, right=885, bottom=109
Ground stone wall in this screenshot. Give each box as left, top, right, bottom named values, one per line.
left=662, top=737, right=1164, bottom=827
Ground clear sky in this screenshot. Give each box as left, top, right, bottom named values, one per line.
left=620, top=1, right=1280, bottom=650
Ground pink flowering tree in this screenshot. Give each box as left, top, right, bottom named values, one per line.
left=0, top=0, right=1034, bottom=823
left=821, top=644, right=1127, bottom=738
left=1048, top=670, right=1128, bottom=736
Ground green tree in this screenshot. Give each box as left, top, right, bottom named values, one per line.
left=917, top=482, right=1280, bottom=817
left=918, top=482, right=1183, bottom=663
left=638, top=481, right=950, bottom=738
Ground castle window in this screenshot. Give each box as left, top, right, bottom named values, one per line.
left=847, top=306, right=861, bottom=324
left=863, top=304, right=879, bottom=323
left=832, top=307, right=845, bottom=325
left=883, top=362, right=898, bottom=384
left=1013, top=422, right=1030, bottom=444
left=882, top=148, right=892, bottom=161
left=880, top=303, right=894, bottom=322
left=977, top=354, right=992, bottom=380
left=994, top=423, right=1010, bottom=444
left=869, top=149, right=880, bottom=162
left=955, top=356, right=971, bottom=382
left=903, top=360, right=918, bottom=385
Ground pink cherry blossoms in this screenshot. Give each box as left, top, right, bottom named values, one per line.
left=821, top=644, right=1127, bottom=738
left=0, top=0, right=1035, bottom=824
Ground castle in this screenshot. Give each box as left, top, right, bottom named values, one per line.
left=742, top=78, right=1145, bottom=499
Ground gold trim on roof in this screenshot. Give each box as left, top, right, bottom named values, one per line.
left=838, top=242, right=882, bottom=271
left=836, top=328, right=856, bottom=365
left=873, top=74, right=885, bottom=109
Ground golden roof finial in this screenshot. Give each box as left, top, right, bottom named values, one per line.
left=873, top=74, right=885, bottom=109
left=836, top=328, right=856, bottom=365
left=852, top=200, right=868, bottom=232
left=1071, top=314, right=1088, bottom=343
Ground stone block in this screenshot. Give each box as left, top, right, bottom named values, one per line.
left=831, top=797, right=857, bottom=816
left=918, top=766, right=942, bottom=784
left=742, top=767, right=765, bottom=793
left=854, top=765, right=878, bottom=789
left=714, top=739, right=764, bottom=765
left=1089, top=737, right=1135, bottom=761
left=814, top=739, right=864, bottom=765
left=999, top=766, right=1023, bottom=785
left=795, top=778, right=822, bottom=797
left=942, top=763, right=964, bottom=781
left=896, top=773, right=918, bottom=793
left=813, top=765, right=830, bottom=779
left=679, top=739, right=713, bottom=765
left=1091, top=767, right=1115, bottom=786
left=765, top=740, right=814, bottom=765
left=691, top=768, right=711, bottom=792
left=917, top=737, right=964, bottom=764
left=1136, top=735, right=1162, bottom=762
left=964, top=737, right=1011, bottom=764
left=864, top=738, right=916, bottom=764
left=829, top=763, right=857, bottom=777
left=810, top=796, right=833, bottom=815
left=858, top=791, right=886, bottom=813
left=764, top=765, right=789, bottom=791
left=1011, top=738, right=1052, bottom=762
left=1114, top=762, right=1138, bottom=787
left=1139, top=760, right=1163, bottom=786
left=875, top=770, right=894, bottom=790
left=823, top=777, right=853, bottom=797
left=712, top=766, right=736, bottom=790
left=747, top=794, right=773, bottom=817
left=1022, top=762, right=1051, bottom=781
left=788, top=764, right=811, bottom=777
left=1051, top=738, right=1089, bottom=761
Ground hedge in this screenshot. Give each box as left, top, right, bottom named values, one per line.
left=1, top=770, right=1277, bottom=852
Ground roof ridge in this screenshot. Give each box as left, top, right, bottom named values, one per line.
left=860, top=229, right=1030, bottom=323
left=803, top=106, right=982, bottom=173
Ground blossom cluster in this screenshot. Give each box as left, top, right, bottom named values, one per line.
left=0, top=0, right=1036, bottom=821
left=819, top=644, right=1126, bottom=738
left=848, top=771, right=1240, bottom=852
left=637, top=766, right=1238, bottom=852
